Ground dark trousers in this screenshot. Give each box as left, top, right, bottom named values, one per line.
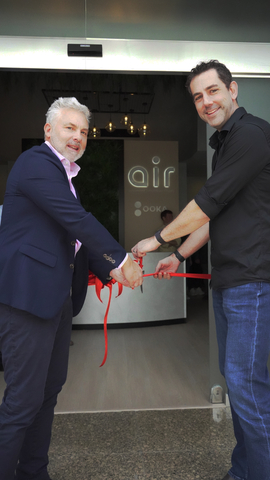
left=0, top=295, right=73, bottom=480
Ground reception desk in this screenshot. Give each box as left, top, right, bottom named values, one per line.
left=73, top=253, right=186, bottom=326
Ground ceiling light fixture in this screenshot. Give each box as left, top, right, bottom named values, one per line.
left=138, top=102, right=151, bottom=137
left=120, top=97, right=131, bottom=126
left=89, top=110, right=101, bottom=138
left=105, top=104, right=116, bottom=133
left=89, top=125, right=101, bottom=139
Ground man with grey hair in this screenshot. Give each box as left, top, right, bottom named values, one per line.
left=0, top=97, right=143, bottom=480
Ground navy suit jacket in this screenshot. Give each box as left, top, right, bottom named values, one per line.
left=0, top=143, right=126, bottom=320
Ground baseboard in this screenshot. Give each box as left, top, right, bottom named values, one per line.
left=72, top=318, right=186, bottom=330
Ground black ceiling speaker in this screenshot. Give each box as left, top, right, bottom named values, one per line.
left=67, top=44, right=103, bottom=57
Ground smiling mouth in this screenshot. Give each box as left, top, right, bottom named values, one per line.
left=68, top=144, right=80, bottom=152
left=206, top=107, right=220, bottom=116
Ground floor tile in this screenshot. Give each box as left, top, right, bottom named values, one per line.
left=48, top=408, right=235, bottom=480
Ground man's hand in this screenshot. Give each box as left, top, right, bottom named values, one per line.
left=131, top=236, right=160, bottom=260
left=122, top=255, right=143, bottom=288
left=111, top=255, right=143, bottom=289
left=154, top=254, right=180, bottom=280
left=110, top=268, right=130, bottom=287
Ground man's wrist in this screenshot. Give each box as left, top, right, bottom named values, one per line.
left=117, top=253, right=129, bottom=269
left=109, top=254, right=129, bottom=278
left=172, top=251, right=186, bottom=263
left=154, top=230, right=166, bottom=245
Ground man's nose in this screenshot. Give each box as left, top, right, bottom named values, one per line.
left=202, top=93, right=213, bottom=106
left=73, top=131, right=83, bottom=142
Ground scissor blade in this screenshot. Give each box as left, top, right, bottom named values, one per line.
left=140, top=271, right=144, bottom=293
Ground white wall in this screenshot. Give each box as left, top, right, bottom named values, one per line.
left=1, top=37, right=270, bottom=75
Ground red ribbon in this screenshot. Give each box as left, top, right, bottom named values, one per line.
left=143, top=272, right=211, bottom=279
left=88, top=263, right=211, bottom=367
left=88, top=272, right=123, bottom=367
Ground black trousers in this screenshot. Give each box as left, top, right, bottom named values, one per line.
left=0, top=295, right=73, bottom=480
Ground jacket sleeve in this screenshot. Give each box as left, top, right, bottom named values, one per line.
left=17, top=146, right=127, bottom=276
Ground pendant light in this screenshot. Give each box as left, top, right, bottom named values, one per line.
left=89, top=110, right=101, bottom=138
left=138, top=102, right=151, bottom=137
left=127, top=110, right=137, bottom=135
left=105, top=104, right=116, bottom=133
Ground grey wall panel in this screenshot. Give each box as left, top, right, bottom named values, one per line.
left=236, top=78, right=270, bottom=123
left=1, top=0, right=270, bottom=42
left=0, top=0, right=85, bottom=37
left=85, top=0, right=270, bottom=42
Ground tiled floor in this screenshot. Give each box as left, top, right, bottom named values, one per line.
left=48, top=407, right=235, bottom=480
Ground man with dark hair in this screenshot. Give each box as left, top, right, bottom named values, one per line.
left=132, top=60, right=270, bottom=480
left=160, top=209, right=173, bottom=222
left=185, top=59, right=233, bottom=93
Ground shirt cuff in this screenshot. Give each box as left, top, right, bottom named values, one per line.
left=117, top=253, right=129, bottom=269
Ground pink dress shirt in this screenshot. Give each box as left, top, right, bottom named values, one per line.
left=45, top=141, right=128, bottom=269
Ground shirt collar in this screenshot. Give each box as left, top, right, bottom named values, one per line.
left=209, top=107, right=247, bottom=151
left=45, top=141, right=80, bottom=179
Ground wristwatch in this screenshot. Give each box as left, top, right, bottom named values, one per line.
left=173, top=251, right=186, bottom=263
left=154, top=230, right=166, bottom=245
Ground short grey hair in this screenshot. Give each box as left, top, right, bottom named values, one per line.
left=45, top=97, right=91, bottom=125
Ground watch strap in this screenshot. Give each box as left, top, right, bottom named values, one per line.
left=154, top=230, right=166, bottom=245
left=173, top=250, right=186, bottom=263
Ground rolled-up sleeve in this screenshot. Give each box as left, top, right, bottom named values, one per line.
left=195, top=186, right=225, bottom=219
left=195, top=123, right=270, bottom=220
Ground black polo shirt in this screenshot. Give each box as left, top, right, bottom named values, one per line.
left=195, top=107, right=270, bottom=289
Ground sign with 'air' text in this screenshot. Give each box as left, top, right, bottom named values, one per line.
left=124, top=141, right=179, bottom=251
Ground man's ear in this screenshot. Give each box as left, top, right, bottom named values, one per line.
left=230, top=81, right=238, bottom=101
left=44, top=123, right=51, bottom=141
